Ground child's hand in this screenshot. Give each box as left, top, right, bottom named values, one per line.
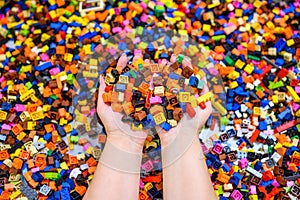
left=97, top=75, right=148, bottom=153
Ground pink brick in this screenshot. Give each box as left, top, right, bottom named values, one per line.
left=230, top=190, right=243, bottom=200
left=2, top=124, right=11, bottom=130
left=40, top=53, right=49, bottom=61
left=212, top=143, right=223, bottom=154
left=142, top=160, right=153, bottom=172
left=249, top=185, right=256, bottom=194
left=83, top=143, right=91, bottom=151
left=292, top=102, right=300, bottom=112
left=150, top=96, right=162, bottom=104
left=232, top=1, right=239, bottom=8
left=122, top=19, right=130, bottom=26
left=140, top=13, right=148, bottom=22
left=132, top=37, right=141, bottom=44
left=287, top=181, right=294, bottom=187
left=272, top=179, right=280, bottom=187
left=0, top=76, right=4, bottom=83
left=238, top=158, right=248, bottom=169
left=114, top=8, right=120, bottom=15
left=139, top=179, right=144, bottom=189
left=134, top=49, right=142, bottom=56
left=49, top=67, right=60, bottom=75
left=140, top=2, right=147, bottom=9
left=228, top=12, right=235, bottom=18
left=208, top=67, right=218, bottom=76
left=108, top=47, right=117, bottom=56
left=31, top=167, right=40, bottom=173
left=295, top=86, right=300, bottom=94
left=112, top=27, right=122, bottom=34
left=248, top=3, right=254, bottom=10
left=15, top=104, right=26, bottom=112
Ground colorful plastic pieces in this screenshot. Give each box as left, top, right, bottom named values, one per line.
left=0, top=0, right=299, bottom=199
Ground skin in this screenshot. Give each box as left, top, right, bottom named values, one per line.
left=83, top=75, right=147, bottom=200
left=158, top=82, right=217, bottom=200
left=84, top=55, right=216, bottom=200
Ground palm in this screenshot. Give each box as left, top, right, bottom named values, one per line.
left=97, top=76, right=148, bottom=145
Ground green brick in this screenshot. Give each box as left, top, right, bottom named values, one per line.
left=25, top=82, right=32, bottom=89
left=212, top=35, right=226, bottom=41
left=130, top=69, right=137, bottom=78
left=248, top=54, right=260, bottom=61
left=225, top=56, right=234, bottom=66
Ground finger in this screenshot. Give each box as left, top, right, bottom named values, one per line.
left=200, top=77, right=209, bottom=95
left=97, top=75, right=109, bottom=109
left=182, top=57, right=192, bottom=69
left=144, top=59, right=150, bottom=64
left=200, top=101, right=213, bottom=125
left=98, top=74, right=106, bottom=94
left=132, top=54, right=142, bottom=63
left=117, top=54, right=128, bottom=68
left=170, top=54, right=177, bottom=63
left=161, top=59, right=168, bottom=66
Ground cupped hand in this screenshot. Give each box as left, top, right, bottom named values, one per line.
left=97, top=75, right=148, bottom=153
left=158, top=76, right=212, bottom=147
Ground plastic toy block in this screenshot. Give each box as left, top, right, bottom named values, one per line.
left=0, top=110, right=8, bottom=121
left=213, top=143, right=223, bottom=154
left=179, top=92, right=190, bottom=102
left=153, top=112, right=166, bottom=125
left=196, top=92, right=213, bottom=104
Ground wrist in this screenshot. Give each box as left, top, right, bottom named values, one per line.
left=160, top=125, right=196, bottom=147
left=106, top=133, right=145, bottom=154
left=160, top=126, right=203, bottom=168
left=99, top=138, right=143, bottom=174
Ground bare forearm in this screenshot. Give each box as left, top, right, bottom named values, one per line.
left=84, top=162, right=140, bottom=200
left=84, top=134, right=143, bottom=200
left=162, top=135, right=217, bottom=200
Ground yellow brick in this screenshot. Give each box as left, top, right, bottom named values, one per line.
left=10, top=190, right=21, bottom=200
left=235, top=9, right=243, bottom=17
left=0, top=110, right=8, bottom=120
left=212, top=100, right=227, bottom=115
left=68, top=136, right=74, bottom=150
left=196, top=92, right=213, bottom=104
left=287, top=86, right=300, bottom=102
left=249, top=195, right=258, bottom=200
left=197, top=69, right=206, bottom=79
left=189, top=95, right=198, bottom=108
left=179, top=92, right=190, bottom=102
left=60, top=162, right=69, bottom=170
left=253, top=107, right=261, bottom=115
left=144, top=183, right=154, bottom=192
left=274, top=142, right=282, bottom=150
left=30, top=110, right=44, bottom=121
left=64, top=53, right=73, bottom=62
left=235, top=59, right=245, bottom=69
left=145, top=141, right=157, bottom=149
left=131, top=123, right=143, bottom=131
left=266, top=21, right=275, bottom=29
left=229, top=81, right=238, bottom=88
left=20, top=89, right=35, bottom=102
left=253, top=1, right=262, bottom=8
left=153, top=112, right=166, bottom=125
left=17, top=132, right=26, bottom=141
left=64, top=124, right=73, bottom=133
left=43, top=105, right=51, bottom=112
left=202, top=24, right=211, bottom=32
left=228, top=71, right=240, bottom=80
left=287, top=39, right=295, bottom=46
left=272, top=95, right=278, bottom=104
left=244, top=64, right=254, bottom=74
